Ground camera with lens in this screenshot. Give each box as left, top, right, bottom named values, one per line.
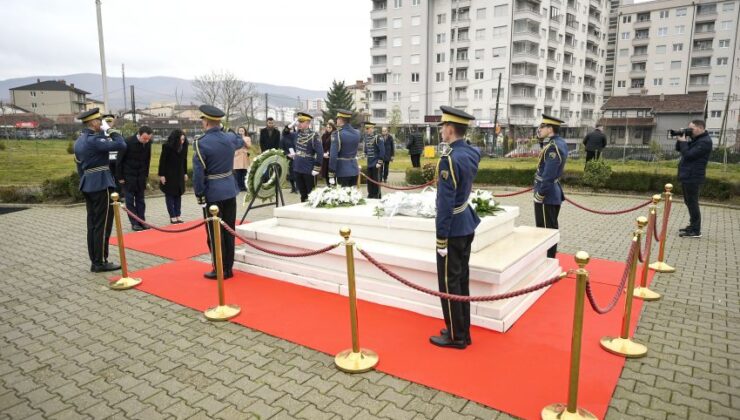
left=668, top=128, right=692, bottom=138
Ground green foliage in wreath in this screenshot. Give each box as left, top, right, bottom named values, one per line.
left=244, top=149, right=288, bottom=204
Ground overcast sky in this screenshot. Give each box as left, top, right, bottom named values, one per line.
left=0, top=0, right=371, bottom=90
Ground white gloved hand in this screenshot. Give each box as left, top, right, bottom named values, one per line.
left=329, top=178, right=336, bottom=185
left=101, top=120, right=111, bottom=135
left=437, top=248, right=448, bottom=257
left=311, top=170, right=319, bottom=176
left=376, top=162, right=382, bottom=168
left=323, top=152, right=329, bottom=158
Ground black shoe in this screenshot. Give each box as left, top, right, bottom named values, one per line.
left=204, top=270, right=233, bottom=280
left=140, top=225, right=150, bottom=230
left=91, top=262, right=121, bottom=273
left=678, top=226, right=692, bottom=233
left=132, top=225, right=144, bottom=231
left=679, top=230, right=702, bottom=238
left=429, top=334, right=468, bottom=349
left=440, top=329, right=472, bottom=345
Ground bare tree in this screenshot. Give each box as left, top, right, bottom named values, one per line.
left=192, top=70, right=258, bottom=126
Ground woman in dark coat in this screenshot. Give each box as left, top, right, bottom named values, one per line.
left=320, top=120, right=335, bottom=185
left=280, top=125, right=297, bottom=193
left=158, top=129, right=189, bottom=223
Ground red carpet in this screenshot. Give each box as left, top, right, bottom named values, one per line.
left=116, top=256, right=655, bottom=419
left=557, top=253, right=652, bottom=287
left=109, top=219, right=244, bottom=260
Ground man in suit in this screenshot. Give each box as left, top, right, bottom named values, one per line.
left=291, top=112, right=323, bottom=202
left=582, top=125, right=607, bottom=163
left=259, top=117, right=281, bottom=152
left=380, top=126, right=395, bottom=182
left=193, top=105, right=249, bottom=279
left=363, top=122, right=385, bottom=199
left=116, top=126, right=153, bottom=230
left=73, top=108, right=127, bottom=272
left=329, top=109, right=361, bottom=187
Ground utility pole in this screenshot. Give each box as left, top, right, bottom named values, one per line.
left=264, top=93, right=269, bottom=121
left=121, top=63, right=127, bottom=114
left=95, top=0, right=110, bottom=112
left=493, top=73, right=502, bottom=152
left=249, top=97, right=255, bottom=132
left=130, top=85, right=136, bottom=125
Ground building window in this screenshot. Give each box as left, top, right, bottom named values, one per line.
left=392, top=56, right=402, bottom=65
left=491, top=88, right=504, bottom=98
left=675, top=25, right=685, bottom=34
left=493, top=4, right=508, bottom=17
left=617, top=80, right=626, bottom=87
left=619, top=48, right=629, bottom=57
left=669, top=77, right=680, bottom=86
left=670, top=60, right=681, bottom=69
left=621, top=32, right=630, bottom=40
left=410, top=54, right=420, bottom=64
left=392, top=92, right=402, bottom=102
left=436, top=33, right=446, bottom=43
left=373, top=109, right=387, bottom=118
left=658, top=27, right=668, bottom=36
left=659, top=10, right=669, bottom=18
left=393, top=0, right=402, bottom=8
left=622, top=15, right=632, bottom=23
left=393, top=18, right=402, bottom=28
left=475, top=49, right=484, bottom=60
left=719, top=39, right=730, bottom=48
left=411, top=35, right=421, bottom=45
left=717, top=57, right=729, bottom=65
left=474, top=69, right=484, bottom=79
left=437, top=13, right=446, bottom=24
left=656, top=45, right=666, bottom=54
left=653, top=78, right=663, bottom=86
left=476, top=7, right=486, bottom=19
left=676, top=7, right=687, bottom=16
left=436, top=53, right=445, bottom=63
left=411, top=16, right=421, bottom=26
left=710, top=110, right=722, bottom=118
left=492, top=47, right=506, bottom=57
left=435, top=72, right=445, bottom=82
left=476, top=28, right=486, bottom=40
left=713, top=93, right=724, bottom=100
left=723, top=2, right=734, bottom=11
left=392, top=37, right=402, bottom=47
left=474, top=89, right=484, bottom=100
left=673, top=43, right=683, bottom=52
left=493, top=26, right=507, bottom=36
left=392, top=73, right=401, bottom=84
left=411, top=72, right=420, bottom=82
left=412, top=0, right=420, bottom=6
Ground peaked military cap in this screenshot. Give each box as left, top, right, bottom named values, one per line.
left=541, top=114, right=565, bottom=126
left=77, top=108, right=102, bottom=123
left=439, top=105, right=475, bottom=126
left=296, top=112, right=313, bottom=122
left=336, top=109, right=353, bottom=119
left=363, top=121, right=376, bottom=127
left=199, top=105, right=225, bottom=121
left=101, top=113, right=115, bottom=122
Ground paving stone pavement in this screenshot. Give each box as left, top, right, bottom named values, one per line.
left=0, top=174, right=738, bottom=419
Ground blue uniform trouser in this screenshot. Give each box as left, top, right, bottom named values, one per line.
left=437, top=234, right=473, bottom=343
left=534, top=202, right=560, bottom=258
left=204, top=197, right=237, bottom=273
left=83, top=188, right=114, bottom=266
left=295, top=172, right=315, bottom=202
left=367, top=165, right=382, bottom=199
left=681, top=182, right=702, bottom=232
left=124, top=188, right=146, bottom=227
left=165, top=194, right=182, bottom=218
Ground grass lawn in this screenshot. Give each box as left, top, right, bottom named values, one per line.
left=1, top=139, right=739, bottom=186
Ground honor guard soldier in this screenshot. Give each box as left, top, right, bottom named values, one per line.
left=430, top=106, right=480, bottom=349
left=533, top=114, right=568, bottom=258
left=363, top=121, right=385, bottom=199
left=328, top=109, right=361, bottom=187
left=193, top=105, right=249, bottom=279
left=292, top=112, right=323, bottom=202
left=73, top=108, right=127, bottom=272
left=102, top=113, right=121, bottom=193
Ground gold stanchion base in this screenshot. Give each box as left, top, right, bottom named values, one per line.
left=541, top=403, right=598, bottom=420
left=109, top=277, right=142, bottom=290
left=648, top=261, right=675, bottom=273
left=204, top=304, right=241, bottom=321
left=600, top=336, right=647, bottom=358
left=334, top=348, right=379, bottom=373
left=633, top=287, right=662, bottom=301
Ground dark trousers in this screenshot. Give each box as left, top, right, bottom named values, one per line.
left=585, top=150, right=601, bottom=162
left=410, top=154, right=421, bottom=168
left=534, top=202, right=561, bottom=258
left=338, top=175, right=358, bottom=188
left=437, top=234, right=474, bottom=342
left=295, top=172, right=315, bottom=202
left=165, top=194, right=182, bottom=218
left=124, top=187, right=146, bottom=227
left=382, top=159, right=391, bottom=181
left=234, top=169, right=248, bottom=191
left=367, top=165, right=382, bottom=199
left=204, top=197, right=237, bottom=273
left=287, top=160, right=296, bottom=192
left=83, top=189, right=114, bottom=266
left=682, top=182, right=702, bottom=232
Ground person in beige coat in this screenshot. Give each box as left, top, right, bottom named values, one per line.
left=234, top=126, right=251, bottom=191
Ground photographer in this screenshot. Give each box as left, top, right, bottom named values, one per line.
left=674, top=120, right=712, bottom=238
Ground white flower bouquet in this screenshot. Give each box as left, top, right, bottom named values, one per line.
left=469, top=189, right=504, bottom=217
left=307, top=186, right=366, bottom=208
left=373, top=187, right=437, bottom=218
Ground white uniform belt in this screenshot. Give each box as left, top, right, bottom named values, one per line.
left=453, top=202, right=469, bottom=215
left=84, top=165, right=109, bottom=174
left=207, top=171, right=232, bottom=180
left=535, top=175, right=560, bottom=183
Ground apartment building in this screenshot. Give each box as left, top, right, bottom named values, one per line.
left=608, top=0, right=740, bottom=143
left=369, top=0, right=609, bottom=140
left=9, top=79, right=90, bottom=119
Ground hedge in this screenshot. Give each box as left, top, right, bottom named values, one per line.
left=406, top=167, right=739, bottom=200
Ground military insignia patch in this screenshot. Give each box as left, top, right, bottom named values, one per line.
left=549, top=151, right=556, bottom=159
left=441, top=170, right=449, bottom=180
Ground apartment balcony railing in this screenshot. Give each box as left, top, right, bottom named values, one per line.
left=633, top=19, right=651, bottom=29
left=511, top=73, right=540, bottom=84
left=513, top=30, right=541, bottom=43
left=694, top=30, right=715, bottom=41
left=691, top=47, right=714, bottom=57
left=687, top=83, right=709, bottom=92
left=514, top=7, right=541, bottom=20
left=630, top=54, right=649, bottom=62
left=632, top=37, right=650, bottom=46
left=510, top=95, right=538, bottom=105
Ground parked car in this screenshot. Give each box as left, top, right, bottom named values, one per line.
left=505, top=149, right=538, bottom=158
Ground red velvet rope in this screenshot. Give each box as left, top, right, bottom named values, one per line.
left=564, top=197, right=652, bottom=215
left=219, top=221, right=340, bottom=257
left=120, top=206, right=207, bottom=233
left=357, top=247, right=569, bottom=302
left=653, top=198, right=671, bottom=243
left=585, top=240, right=637, bottom=314
left=638, top=213, right=655, bottom=263
left=359, top=172, right=437, bottom=190
left=492, top=187, right=534, bottom=197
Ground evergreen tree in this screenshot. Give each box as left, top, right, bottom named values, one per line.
left=323, top=80, right=358, bottom=127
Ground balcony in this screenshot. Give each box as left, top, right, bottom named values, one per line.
left=586, top=49, right=599, bottom=58
left=454, top=78, right=469, bottom=86
left=691, top=47, right=714, bottom=57
left=514, top=7, right=541, bottom=20
left=583, top=84, right=597, bottom=92
left=511, top=73, right=540, bottom=84
left=455, top=37, right=471, bottom=46
left=590, top=0, right=601, bottom=7
left=510, top=95, right=538, bottom=106
left=512, top=54, right=540, bottom=66
left=587, top=32, right=601, bottom=43
left=561, top=96, right=571, bottom=105
left=688, top=66, right=712, bottom=75
left=588, top=14, right=601, bottom=26
left=513, top=30, right=541, bottom=44
left=512, top=48, right=540, bottom=59
left=585, top=67, right=598, bottom=76
left=629, top=69, right=646, bottom=77
left=687, top=83, right=709, bottom=92
left=695, top=11, right=717, bottom=23
left=633, top=19, right=651, bottom=29
left=630, top=54, right=648, bottom=62
left=628, top=87, right=645, bottom=94
left=548, top=37, right=560, bottom=48
left=632, top=37, right=650, bottom=46
left=694, top=31, right=715, bottom=41
left=370, top=45, right=387, bottom=53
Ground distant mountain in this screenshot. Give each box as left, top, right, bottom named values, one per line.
left=0, top=73, right=326, bottom=112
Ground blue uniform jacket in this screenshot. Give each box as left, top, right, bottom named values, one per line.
left=436, top=140, right=481, bottom=242
left=533, top=135, right=568, bottom=205
left=74, top=128, right=127, bottom=193
left=676, top=131, right=712, bottom=184
left=363, top=133, right=386, bottom=167
left=192, top=127, right=244, bottom=202
left=292, top=129, right=323, bottom=175
left=329, top=125, right=360, bottom=177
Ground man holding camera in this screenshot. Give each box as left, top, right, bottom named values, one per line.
left=675, top=120, right=712, bottom=238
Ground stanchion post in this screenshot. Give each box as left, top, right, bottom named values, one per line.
left=634, top=195, right=662, bottom=301
left=357, top=166, right=362, bottom=189
left=109, top=192, right=142, bottom=290
left=204, top=206, right=241, bottom=321
left=542, top=252, right=598, bottom=420
left=600, top=217, right=648, bottom=358
left=649, top=183, right=675, bottom=273
left=334, top=227, right=379, bottom=373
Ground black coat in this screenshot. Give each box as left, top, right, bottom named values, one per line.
left=582, top=130, right=607, bottom=151
left=158, top=141, right=189, bottom=196
left=382, top=134, right=395, bottom=161
left=259, top=127, right=281, bottom=152
left=676, top=131, right=712, bottom=183
left=407, top=133, right=424, bottom=155
left=116, top=135, right=152, bottom=192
